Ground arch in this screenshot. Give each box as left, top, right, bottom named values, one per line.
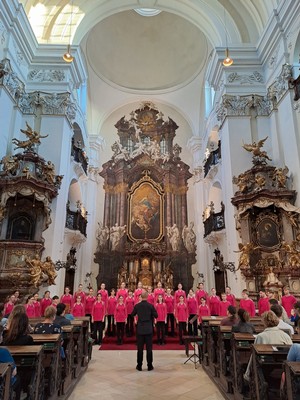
left=208, top=181, right=223, bottom=212
left=72, top=122, right=85, bottom=148
left=68, top=178, right=82, bottom=211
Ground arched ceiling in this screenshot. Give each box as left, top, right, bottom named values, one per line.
left=19, top=0, right=279, bottom=92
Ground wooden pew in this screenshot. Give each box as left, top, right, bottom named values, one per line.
left=0, top=363, right=12, bottom=400
left=70, top=320, right=84, bottom=378
left=201, top=317, right=223, bottom=365
left=251, top=344, right=291, bottom=400
left=74, top=316, right=91, bottom=365
left=60, top=325, right=74, bottom=396
left=208, top=320, right=222, bottom=377
left=284, top=361, right=300, bottom=400
left=6, top=345, right=43, bottom=400
left=218, top=326, right=234, bottom=394
left=31, top=334, right=61, bottom=399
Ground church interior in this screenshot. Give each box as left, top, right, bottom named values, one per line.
left=0, top=0, right=300, bottom=399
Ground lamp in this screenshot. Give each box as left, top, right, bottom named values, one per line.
left=222, top=7, right=233, bottom=67
left=63, top=1, right=74, bottom=63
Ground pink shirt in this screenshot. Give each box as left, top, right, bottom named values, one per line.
left=72, top=303, right=85, bottom=317
left=3, top=302, right=14, bottom=316
left=40, top=298, right=52, bottom=317
left=25, top=304, right=36, bottom=318
left=174, top=290, right=186, bottom=304
left=240, top=298, right=255, bottom=317
left=165, top=295, right=175, bottom=313
left=226, top=294, right=236, bottom=306
left=114, top=303, right=127, bottom=322
left=107, top=296, right=117, bottom=315
left=85, top=295, right=96, bottom=314
left=187, top=296, right=198, bottom=314
left=97, top=290, right=108, bottom=307
left=258, top=297, right=270, bottom=316
left=33, top=301, right=41, bottom=317
left=134, top=289, right=143, bottom=304
left=196, top=289, right=209, bottom=305
left=147, top=293, right=155, bottom=305
left=125, top=297, right=135, bottom=314
left=154, top=288, right=165, bottom=303
left=155, top=302, right=167, bottom=322
left=116, top=288, right=128, bottom=300
left=281, top=295, right=297, bottom=317
left=198, top=304, right=210, bottom=323
left=74, top=291, right=86, bottom=304
left=209, top=295, right=220, bottom=315
left=60, top=294, right=73, bottom=312
left=219, top=300, right=231, bottom=317
left=175, top=303, right=188, bottom=322
left=92, top=301, right=105, bottom=321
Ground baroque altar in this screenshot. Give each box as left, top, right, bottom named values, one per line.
left=232, top=137, right=300, bottom=298
left=0, top=123, right=62, bottom=299
left=94, top=102, right=196, bottom=291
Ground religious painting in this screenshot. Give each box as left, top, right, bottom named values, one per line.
left=128, top=177, right=163, bottom=242
left=256, top=217, right=280, bottom=250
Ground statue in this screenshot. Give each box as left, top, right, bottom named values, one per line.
left=242, top=136, right=272, bottom=163
left=41, top=256, right=57, bottom=285
left=263, top=267, right=283, bottom=288
left=167, top=224, right=180, bottom=251
left=42, top=161, right=56, bottom=184
left=118, top=264, right=128, bottom=287
left=233, top=173, right=252, bottom=193
left=110, top=223, right=126, bottom=251
left=255, top=174, right=266, bottom=189
left=273, top=166, right=289, bottom=188
left=12, top=122, right=48, bottom=151
left=96, top=222, right=109, bottom=249
left=282, top=241, right=300, bottom=270
left=0, top=155, right=19, bottom=175
left=26, top=253, right=43, bottom=288
left=235, top=242, right=256, bottom=270
left=182, top=222, right=196, bottom=253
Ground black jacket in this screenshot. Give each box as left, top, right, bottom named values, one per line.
left=131, top=300, right=158, bottom=335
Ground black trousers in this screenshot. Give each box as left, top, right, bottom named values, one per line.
left=116, top=322, right=125, bottom=344
left=107, top=315, right=115, bottom=336
left=156, top=321, right=165, bottom=344
left=178, top=321, right=187, bottom=343
left=126, top=314, right=134, bottom=336
left=137, top=333, right=153, bottom=368
left=188, top=314, right=198, bottom=336
left=166, top=313, right=175, bottom=335
left=93, top=321, right=104, bottom=344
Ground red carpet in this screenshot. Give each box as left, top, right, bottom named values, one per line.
left=99, top=334, right=193, bottom=351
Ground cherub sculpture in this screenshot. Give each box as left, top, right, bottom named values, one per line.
left=273, top=166, right=289, bottom=188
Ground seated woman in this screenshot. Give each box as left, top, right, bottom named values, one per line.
left=220, top=305, right=237, bottom=326
left=34, top=306, right=61, bottom=334
left=232, top=309, right=255, bottom=334
left=2, top=312, right=33, bottom=345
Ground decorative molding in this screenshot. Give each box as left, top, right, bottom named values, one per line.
left=268, top=46, right=279, bottom=70
left=227, top=71, right=264, bottom=85
left=267, top=63, right=293, bottom=108
left=294, top=99, right=300, bottom=113
left=0, top=20, right=7, bottom=45
left=28, top=69, right=66, bottom=82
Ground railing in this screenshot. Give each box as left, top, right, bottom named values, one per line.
left=65, top=207, right=87, bottom=237
left=203, top=206, right=225, bottom=238
left=71, top=140, right=88, bottom=174
left=204, top=141, right=221, bottom=177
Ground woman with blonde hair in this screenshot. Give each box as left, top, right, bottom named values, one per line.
left=34, top=305, right=61, bottom=334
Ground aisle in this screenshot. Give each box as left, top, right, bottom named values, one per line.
left=69, top=349, right=225, bottom=400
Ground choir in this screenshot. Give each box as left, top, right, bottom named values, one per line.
left=2, top=282, right=298, bottom=346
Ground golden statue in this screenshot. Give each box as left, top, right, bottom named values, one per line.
left=232, top=173, right=251, bottom=193
left=255, top=174, right=266, bottom=189
left=273, top=166, right=289, bottom=188
left=26, top=253, right=43, bottom=288
left=42, top=256, right=57, bottom=285
left=0, top=155, right=19, bottom=175
left=12, top=122, right=48, bottom=151
left=42, top=161, right=56, bottom=184
left=235, top=242, right=256, bottom=270
left=242, top=136, right=272, bottom=162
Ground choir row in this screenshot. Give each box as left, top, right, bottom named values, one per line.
left=2, top=282, right=298, bottom=321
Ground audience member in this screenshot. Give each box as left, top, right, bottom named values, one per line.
left=34, top=306, right=61, bottom=334
left=220, top=305, right=237, bottom=326
left=54, top=303, right=71, bottom=326
left=270, top=304, right=294, bottom=335
left=3, top=312, right=33, bottom=345
left=232, top=309, right=255, bottom=333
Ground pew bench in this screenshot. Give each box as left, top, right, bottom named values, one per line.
left=6, top=345, right=44, bottom=400
left=0, top=363, right=12, bottom=400
left=283, top=361, right=300, bottom=400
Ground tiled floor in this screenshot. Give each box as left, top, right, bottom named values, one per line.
left=69, top=348, right=225, bottom=400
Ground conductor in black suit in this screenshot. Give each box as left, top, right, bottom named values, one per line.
left=131, top=289, right=158, bottom=371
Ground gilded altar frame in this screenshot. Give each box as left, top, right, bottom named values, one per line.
left=127, top=172, right=164, bottom=242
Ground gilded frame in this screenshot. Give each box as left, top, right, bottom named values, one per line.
left=127, top=173, right=164, bottom=242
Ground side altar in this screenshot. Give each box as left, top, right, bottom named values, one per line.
left=94, top=102, right=196, bottom=291
left=232, top=137, right=300, bottom=298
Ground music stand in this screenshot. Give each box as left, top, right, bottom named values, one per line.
left=184, top=314, right=200, bottom=369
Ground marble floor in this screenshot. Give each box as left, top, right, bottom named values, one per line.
left=69, top=348, right=225, bottom=400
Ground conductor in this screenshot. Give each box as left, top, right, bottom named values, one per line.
left=131, top=289, right=158, bottom=371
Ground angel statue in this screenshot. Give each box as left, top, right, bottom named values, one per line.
left=182, top=222, right=196, bottom=253
left=12, top=122, right=48, bottom=151
left=242, top=136, right=272, bottom=164
left=234, top=242, right=256, bottom=270
left=273, top=166, right=289, bottom=188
